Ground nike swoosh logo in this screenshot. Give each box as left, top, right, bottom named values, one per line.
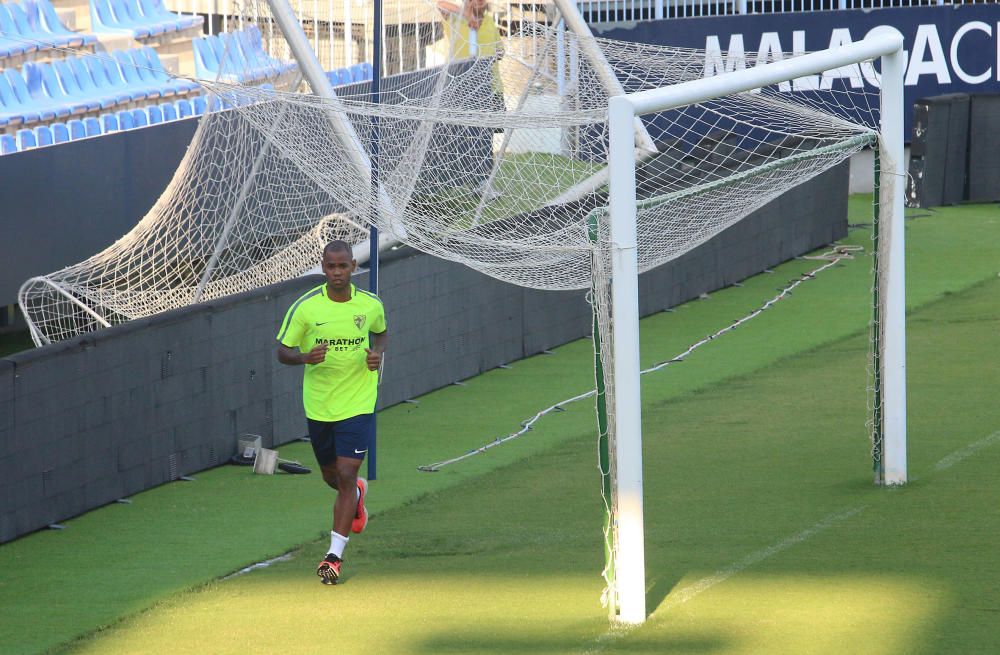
left=354, top=449, right=367, bottom=454
left=315, top=321, right=332, bottom=326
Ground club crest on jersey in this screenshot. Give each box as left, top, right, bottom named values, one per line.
left=354, top=314, right=366, bottom=330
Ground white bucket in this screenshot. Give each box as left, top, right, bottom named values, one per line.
left=253, top=448, right=279, bottom=475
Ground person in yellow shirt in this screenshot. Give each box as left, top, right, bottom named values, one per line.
left=437, top=0, right=504, bottom=96
left=276, top=240, right=388, bottom=585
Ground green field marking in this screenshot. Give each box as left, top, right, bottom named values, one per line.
left=1, top=196, right=998, bottom=654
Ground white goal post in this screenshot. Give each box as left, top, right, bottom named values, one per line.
left=606, top=30, right=907, bottom=624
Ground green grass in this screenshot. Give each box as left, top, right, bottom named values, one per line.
left=2, top=196, right=999, bottom=654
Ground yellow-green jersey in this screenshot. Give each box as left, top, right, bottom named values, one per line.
left=276, top=283, right=387, bottom=422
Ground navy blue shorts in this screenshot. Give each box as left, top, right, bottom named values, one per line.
left=307, top=414, right=374, bottom=466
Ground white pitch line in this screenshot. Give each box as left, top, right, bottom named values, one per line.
left=221, top=550, right=296, bottom=580
left=934, top=430, right=1000, bottom=472
left=654, top=505, right=867, bottom=616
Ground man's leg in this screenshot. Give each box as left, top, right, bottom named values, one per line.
left=316, top=457, right=362, bottom=585
left=332, top=456, right=362, bottom=537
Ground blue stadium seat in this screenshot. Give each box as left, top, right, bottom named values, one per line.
left=86, top=55, right=149, bottom=103
left=130, top=107, right=147, bottom=127
left=145, top=103, right=163, bottom=124
left=101, top=112, right=119, bottom=132
left=90, top=0, right=146, bottom=37
left=0, top=132, right=17, bottom=154
left=349, top=63, right=367, bottom=83
left=45, top=61, right=103, bottom=112
left=332, top=68, right=352, bottom=86
left=111, top=50, right=163, bottom=99
left=123, top=49, right=176, bottom=97
left=234, top=29, right=277, bottom=79
left=0, top=70, right=39, bottom=125
left=67, top=56, right=130, bottom=107
left=50, top=121, right=69, bottom=142
left=175, top=97, right=192, bottom=118
left=111, top=0, right=169, bottom=36
left=66, top=117, right=86, bottom=139
left=359, top=62, right=373, bottom=81
left=15, top=127, right=36, bottom=149
left=35, top=0, right=97, bottom=46
left=209, top=33, right=257, bottom=83
left=4, top=68, right=57, bottom=121
left=20, top=0, right=86, bottom=48
left=24, top=62, right=81, bottom=116
left=33, top=124, right=53, bottom=146
left=139, top=47, right=199, bottom=94
left=246, top=24, right=295, bottom=74
left=159, top=101, right=176, bottom=121
left=83, top=115, right=101, bottom=136
left=138, top=0, right=201, bottom=30
left=7, top=2, right=75, bottom=50
left=116, top=108, right=134, bottom=129
left=191, top=94, right=206, bottom=115
left=0, top=5, right=37, bottom=59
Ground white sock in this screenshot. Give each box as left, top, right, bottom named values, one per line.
left=330, top=531, right=349, bottom=559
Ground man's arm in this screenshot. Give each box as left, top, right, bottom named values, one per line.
left=277, top=342, right=328, bottom=366
left=365, top=330, right=388, bottom=371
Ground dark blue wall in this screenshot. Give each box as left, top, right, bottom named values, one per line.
left=0, top=119, right=200, bottom=305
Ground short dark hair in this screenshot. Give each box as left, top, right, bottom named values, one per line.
left=323, top=240, right=353, bottom=257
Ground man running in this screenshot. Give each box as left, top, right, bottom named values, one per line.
left=276, top=240, right=388, bottom=585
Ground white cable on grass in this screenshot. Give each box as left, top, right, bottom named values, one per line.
left=417, top=246, right=860, bottom=471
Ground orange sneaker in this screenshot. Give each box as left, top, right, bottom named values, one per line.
left=316, top=554, right=342, bottom=585
left=352, top=478, right=368, bottom=534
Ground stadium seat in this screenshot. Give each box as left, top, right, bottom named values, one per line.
left=359, top=62, right=373, bottom=81
left=35, top=0, right=97, bottom=46
left=66, top=118, right=86, bottom=139
left=90, top=0, right=148, bottom=37
left=46, top=61, right=104, bottom=112
left=138, top=0, right=201, bottom=31
left=83, top=115, right=101, bottom=136
left=66, top=56, right=131, bottom=107
left=175, top=97, right=192, bottom=118
left=116, top=108, right=134, bottom=129
left=191, top=94, right=206, bottom=115
left=123, top=50, right=176, bottom=97
left=159, top=101, right=176, bottom=121
left=245, top=24, right=295, bottom=75
left=111, top=50, right=163, bottom=99
left=349, top=63, right=367, bottom=83
left=15, top=127, right=36, bottom=149
left=0, top=5, right=37, bottom=58
left=0, top=69, right=39, bottom=125
left=130, top=106, right=147, bottom=126
left=0, top=132, right=16, bottom=153
left=86, top=55, right=149, bottom=103
left=4, top=68, right=57, bottom=121
left=20, top=0, right=86, bottom=48
left=332, top=68, right=352, bottom=86
left=146, top=103, right=163, bottom=124
left=50, top=121, right=69, bottom=142
left=24, top=62, right=83, bottom=116
left=139, top=47, right=199, bottom=94
left=7, top=2, right=75, bottom=50
left=101, top=112, right=119, bottom=132
left=112, top=0, right=170, bottom=36
left=33, top=123, right=53, bottom=146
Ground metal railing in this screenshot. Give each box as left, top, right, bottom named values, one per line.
left=163, top=0, right=997, bottom=73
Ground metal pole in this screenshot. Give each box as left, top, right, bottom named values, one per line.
left=879, top=39, right=907, bottom=485
left=607, top=95, right=645, bottom=625
left=367, top=0, right=382, bottom=481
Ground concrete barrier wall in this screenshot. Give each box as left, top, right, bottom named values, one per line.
left=0, top=161, right=848, bottom=543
